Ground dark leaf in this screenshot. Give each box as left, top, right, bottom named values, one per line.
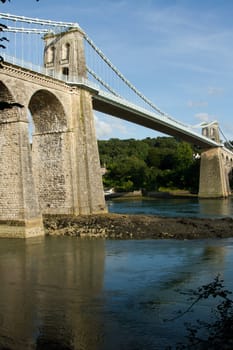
left=0, top=37, right=9, bottom=42
left=0, top=102, right=24, bottom=110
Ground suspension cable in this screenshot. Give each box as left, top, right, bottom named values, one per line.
left=219, top=127, right=233, bottom=149
left=2, top=26, right=50, bottom=34
left=1, top=12, right=177, bottom=118
left=84, top=33, right=170, bottom=116
left=87, top=66, right=119, bottom=96
left=0, top=12, right=190, bottom=129
left=0, top=12, right=79, bottom=29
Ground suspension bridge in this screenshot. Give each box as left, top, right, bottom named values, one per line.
left=0, top=12, right=232, bottom=238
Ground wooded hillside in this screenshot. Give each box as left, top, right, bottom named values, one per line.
left=98, top=137, right=200, bottom=193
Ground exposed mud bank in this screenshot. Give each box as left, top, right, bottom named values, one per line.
left=43, top=214, right=233, bottom=240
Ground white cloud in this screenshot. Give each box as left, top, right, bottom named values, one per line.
left=94, top=114, right=128, bottom=139
left=194, top=112, right=213, bottom=123
left=114, top=122, right=128, bottom=135
left=94, top=115, right=112, bottom=139
left=208, top=87, right=224, bottom=96
left=187, top=100, right=208, bottom=108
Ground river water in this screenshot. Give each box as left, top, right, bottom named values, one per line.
left=107, top=196, right=233, bottom=218
left=1, top=198, right=233, bottom=349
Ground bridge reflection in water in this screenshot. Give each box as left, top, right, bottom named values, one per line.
left=0, top=238, right=105, bottom=350
left=0, top=236, right=231, bottom=349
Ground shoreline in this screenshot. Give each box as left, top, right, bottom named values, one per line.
left=105, top=190, right=198, bottom=200
left=43, top=213, right=233, bottom=240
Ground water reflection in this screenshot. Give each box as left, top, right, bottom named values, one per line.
left=199, top=198, right=233, bottom=217
left=0, top=237, right=105, bottom=350
left=0, top=237, right=233, bottom=349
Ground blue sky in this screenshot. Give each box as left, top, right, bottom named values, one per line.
left=2, top=0, right=233, bottom=141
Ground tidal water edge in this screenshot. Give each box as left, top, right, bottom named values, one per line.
left=1, top=198, right=233, bottom=349
left=107, top=196, right=233, bottom=218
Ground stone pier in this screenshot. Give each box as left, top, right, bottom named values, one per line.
left=0, top=87, right=44, bottom=238
left=199, top=147, right=231, bottom=198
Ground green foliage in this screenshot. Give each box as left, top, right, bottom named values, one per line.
left=103, top=155, right=147, bottom=192
left=99, top=137, right=200, bottom=193
left=168, top=275, right=233, bottom=349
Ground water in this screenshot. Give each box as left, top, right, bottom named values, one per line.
left=1, top=236, right=233, bottom=350
left=107, top=196, right=233, bottom=218
left=1, top=198, right=233, bottom=349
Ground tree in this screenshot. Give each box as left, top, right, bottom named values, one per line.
left=103, top=155, right=147, bottom=192
left=99, top=137, right=201, bottom=193
left=168, top=275, right=233, bottom=349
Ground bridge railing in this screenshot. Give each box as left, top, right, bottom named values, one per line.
left=0, top=53, right=224, bottom=148
left=97, top=90, right=197, bottom=130
left=1, top=53, right=100, bottom=92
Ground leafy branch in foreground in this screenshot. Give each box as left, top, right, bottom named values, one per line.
left=167, top=275, right=233, bottom=349
left=0, top=102, right=24, bottom=110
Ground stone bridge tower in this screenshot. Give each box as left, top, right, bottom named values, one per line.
left=34, top=27, right=107, bottom=216
left=43, top=27, right=87, bottom=81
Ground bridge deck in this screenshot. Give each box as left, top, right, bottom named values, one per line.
left=0, top=58, right=222, bottom=149
left=92, top=91, right=221, bottom=149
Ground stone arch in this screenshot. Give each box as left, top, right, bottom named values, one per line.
left=0, top=81, right=15, bottom=103
left=0, top=81, right=20, bottom=123
left=29, top=89, right=67, bottom=133
left=28, top=89, right=73, bottom=214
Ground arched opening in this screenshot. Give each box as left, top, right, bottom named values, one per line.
left=229, top=168, right=233, bottom=192
left=29, top=89, right=67, bottom=133
left=0, top=81, right=15, bottom=104
left=29, top=89, right=72, bottom=213
left=47, top=46, right=55, bottom=64
left=0, top=81, right=19, bottom=121
left=62, top=67, right=69, bottom=79
left=27, top=110, right=34, bottom=147
left=62, top=42, right=70, bottom=61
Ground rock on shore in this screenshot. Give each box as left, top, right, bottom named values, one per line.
left=43, top=213, right=233, bottom=239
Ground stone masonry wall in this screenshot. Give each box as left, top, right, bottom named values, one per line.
left=0, top=63, right=107, bottom=224
left=32, top=131, right=74, bottom=214
left=0, top=120, right=24, bottom=220
left=78, top=90, right=106, bottom=213
left=199, top=148, right=230, bottom=198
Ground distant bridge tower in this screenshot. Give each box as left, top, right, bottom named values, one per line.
left=199, top=121, right=232, bottom=198
left=201, top=121, right=220, bottom=143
